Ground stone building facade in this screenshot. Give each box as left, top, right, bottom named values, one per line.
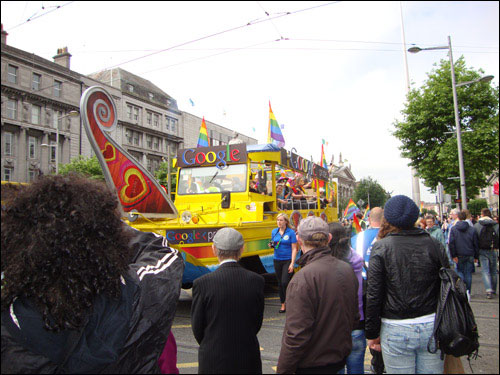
left=329, top=153, right=357, bottom=203
left=1, top=40, right=84, bottom=182
left=1, top=26, right=256, bottom=183
left=88, top=68, right=184, bottom=173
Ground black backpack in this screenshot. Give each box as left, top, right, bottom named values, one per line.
left=478, top=223, right=499, bottom=250
left=428, top=267, right=480, bottom=366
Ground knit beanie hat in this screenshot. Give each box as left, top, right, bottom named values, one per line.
left=383, top=195, right=420, bottom=229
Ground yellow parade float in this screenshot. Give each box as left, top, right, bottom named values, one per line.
left=44, top=86, right=339, bottom=287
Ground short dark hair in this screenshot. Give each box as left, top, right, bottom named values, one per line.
left=457, top=211, right=467, bottom=221
left=481, top=208, right=492, bottom=218
left=302, top=232, right=329, bottom=248
left=425, top=214, right=435, bottom=221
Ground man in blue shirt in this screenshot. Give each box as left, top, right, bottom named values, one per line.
left=350, top=206, right=384, bottom=374
left=351, top=207, right=383, bottom=279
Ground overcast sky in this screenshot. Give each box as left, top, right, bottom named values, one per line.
left=2, top=1, right=498, bottom=202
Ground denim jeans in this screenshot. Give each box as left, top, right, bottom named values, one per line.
left=380, top=321, right=444, bottom=374
left=456, top=256, right=474, bottom=293
left=479, top=249, right=497, bottom=293
left=337, top=329, right=366, bottom=374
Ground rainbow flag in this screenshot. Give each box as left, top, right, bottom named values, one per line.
left=363, top=205, right=370, bottom=221
left=352, top=213, right=362, bottom=235
left=268, top=101, right=285, bottom=148
left=420, top=201, right=424, bottom=213
left=343, top=199, right=360, bottom=220
left=197, top=117, right=209, bottom=148
left=321, top=143, right=328, bottom=169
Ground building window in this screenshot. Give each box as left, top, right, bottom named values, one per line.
left=133, top=131, right=140, bottom=146
left=32, top=105, right=41, bottom=125
left=50, top=144, right=56, bottom=162
left=127, top=84, right=134, bottom=92
left=29, top=136, right=37, bottom=159
left=153, top=137, right=160, bottom=150
left=4, top=167, right=14, bottom=181
left=133, top=107, right=139, bottom=122
left=125, top=129, right=132, bottom=144
left=7, top=65, right=18, bottom=84
left=170, top=118, right=177, bottom=132
left=147, top=111, right=152, bottom=126
left=127, top=105, right=133, bottom=120
left=32, top=73, right=41, bottom=90
left=146, top=135, right=152, bottom=149
left=53, top=110, right=62, bottom=128
left=148, top=92, right=154, bottom=100
left=4, top=132, right=13, bottom=156
left=153, top=114, right=159, bottom=127
left=6, top=100, right=17, bottom=120
left=165, top=117, right=170, bottom=130
left=147, top=158, right=152, bottom=172
left=53, top=80, right=62, bottom=97
left=28, top=170, right=37, bottom=182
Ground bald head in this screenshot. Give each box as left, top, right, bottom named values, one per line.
left=369, top=207, right=383, bottom=228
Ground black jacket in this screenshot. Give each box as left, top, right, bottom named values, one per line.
left=449, top=221, right=479, bottom=258
left=1, top=228, right=185, bottom=374
left=365, top=229, right=449, bottom=340
left=191, top=261, right=265, bottom=374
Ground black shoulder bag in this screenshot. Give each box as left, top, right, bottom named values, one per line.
left=427, top=238, right=480, bottom=371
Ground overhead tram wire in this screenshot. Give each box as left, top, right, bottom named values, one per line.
left=139, top=39, right=280, bottom=75
left=256, top=1, right=286, bottom=41
left=101, top=1, right=341, bottom=71
left=8, top=1, right=75, bottom=31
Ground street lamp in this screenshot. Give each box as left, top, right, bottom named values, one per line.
left=409, top=36, right=494, bottom=210
left=41, top=110, right=79, bottom=174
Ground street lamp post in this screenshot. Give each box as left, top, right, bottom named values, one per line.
left=408, top=36, right=494, bottom=210
left=41, top=110, right=79, bottom=174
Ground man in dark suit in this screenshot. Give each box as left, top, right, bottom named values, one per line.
left=191, top=227, right=265, bottom=374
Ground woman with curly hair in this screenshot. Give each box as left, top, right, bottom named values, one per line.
left=365, top=195, right=449, bottom=374
left=1, top=174, right=184, bottom=373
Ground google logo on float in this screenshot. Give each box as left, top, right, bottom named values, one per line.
left=181, top=144, right=244, bottom=169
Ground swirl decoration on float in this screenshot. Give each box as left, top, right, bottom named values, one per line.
left=80, top=86, right=177, bottom=218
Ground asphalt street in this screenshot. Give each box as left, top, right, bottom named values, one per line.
left=172, top=268, right=499, bottom=374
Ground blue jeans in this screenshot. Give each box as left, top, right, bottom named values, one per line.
left=380, top=321, right=443, bottom=374
left=337, top=329, right=366, bottom=374
left=479, top=249, right=497, bottom=293
left=456, top=256, right=474, bottom=293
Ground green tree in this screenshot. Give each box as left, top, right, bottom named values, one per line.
left=353, top=177, right=391, bottom=209
left=393, top=57, right=499, bottom=198
left=58, top=155, right=104, bottom=180
left=421, top=208, right=438, bottom=217
left=468, top=198, right=488, bottom=217
left=154, top=159, right=178, bottom=195
left=338, top=196, right=350, bottom=217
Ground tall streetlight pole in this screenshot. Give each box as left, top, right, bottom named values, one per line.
left=408, top=36, right=494, bottom=210
left=42, top=110, right=79, bottom=174
left=399, top=1, right=421, bottom=207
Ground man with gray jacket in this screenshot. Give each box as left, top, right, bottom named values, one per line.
left=277, top=216, right=359, bottom=374
left=474, top=208, right=499, bottom=299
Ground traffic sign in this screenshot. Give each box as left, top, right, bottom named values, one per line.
left=454, top=198, right=470, bottom=203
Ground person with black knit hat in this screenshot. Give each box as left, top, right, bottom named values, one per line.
left=365, top=195, right=450, bottom=374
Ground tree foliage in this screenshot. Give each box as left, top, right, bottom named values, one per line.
left=58, top=155, right=104, bottom=180
left=468, top=198, right=488, bottom=217
left=393, top=57, right=499, bottom=198
left=353, top=177, right=391, bottom=209
left=154, top=160, right=178, bottom=195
